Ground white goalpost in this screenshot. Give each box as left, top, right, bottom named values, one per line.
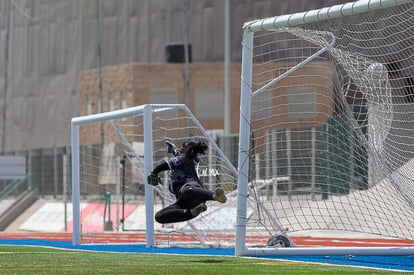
left=71, top=104, right=239, bottom=247
left=236, top=0, right=414, bottom=256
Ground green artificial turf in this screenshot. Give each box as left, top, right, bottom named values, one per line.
left=0, top=246, right=393, bottom=274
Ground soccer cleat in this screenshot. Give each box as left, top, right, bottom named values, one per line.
left=190, top=202, right=207, bottom=217
left=213, top=187, right=227, bottom=203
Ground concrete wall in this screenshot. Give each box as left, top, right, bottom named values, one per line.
left=0, top=0, right=350, bottom=152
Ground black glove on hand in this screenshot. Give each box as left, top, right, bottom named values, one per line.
left=147, top=173, right=161, bottom=186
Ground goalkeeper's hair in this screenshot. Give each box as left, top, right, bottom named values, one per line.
left=183, top=141, right=208, bottom=159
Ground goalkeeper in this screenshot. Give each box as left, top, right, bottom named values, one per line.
left=147, top=140, right=227, bottom=224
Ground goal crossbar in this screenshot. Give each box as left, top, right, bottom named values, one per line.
left=243, top=0, right=412, bottom=32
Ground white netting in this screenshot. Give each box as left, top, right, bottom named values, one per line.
left=77, top=105, right=238, bottom=247
left=243, top=1, right=414, bottom=246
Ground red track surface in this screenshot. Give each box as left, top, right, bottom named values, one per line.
left=1, top=232, right=414, bottom=247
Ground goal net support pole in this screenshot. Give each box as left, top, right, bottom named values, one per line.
left=236, top=0, right=414, bottom=256
left=235, top=30, right=253, bottom=256
left=71, top=105, right=155, bottom=246
left=143, top=105, right=154, bottom=247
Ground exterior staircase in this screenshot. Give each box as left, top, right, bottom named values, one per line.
left=0, top=190, right=38, bottom=231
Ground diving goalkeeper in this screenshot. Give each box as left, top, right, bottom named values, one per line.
left=147, top=140, right=227, bottom=224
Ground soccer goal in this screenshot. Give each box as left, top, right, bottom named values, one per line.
left=236, top=0, right=414, bottom=256
left=71, top=104, right=238, bottom=247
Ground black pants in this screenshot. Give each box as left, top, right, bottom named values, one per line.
left=155, top=181, right=214, bottom=224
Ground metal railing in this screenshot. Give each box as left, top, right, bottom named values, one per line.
left=0, top=174, right=32, bottom=201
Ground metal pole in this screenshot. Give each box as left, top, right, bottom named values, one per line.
left=272, top=131, right=278, bottom=201
left=96, top=0, right=104, bottom=145
left=115, top=156, right=120, bottom=231
left=27, top=149, right=32, bottom=190
left=63, top=154, right=68, bottom=232
left=143, top=105, right=154, bottom=247
left=265, top=132, right=270, bottom=200
left=286, top=129, right=292, bottom=200
left=224, top=0, right=231, bottom=135
left=71, top=122, right=81, bottom=245
left=183, top=0, right=190, bottom=109
left=311, top=127, right=316, bottom=200
left=2, top=0, right=11, bottom=153
left=235, top=30, right=253, bottom=256
left=120, top=155, right=126, bottom=231
left=53, top=148, right=58, bottom=199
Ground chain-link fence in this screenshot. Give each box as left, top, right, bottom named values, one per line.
left=2, top=147, right=71, bottom=199
left=1, top=136, right=241, bottom=202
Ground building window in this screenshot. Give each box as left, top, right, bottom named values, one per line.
left=87, top=95, right=93, bottom=115
left=195, top=89, right=223, bottom=119
left=121, top=91, right=128, bottom=109
left=109, top=92, right=115, bottom=111
left=288, top=88, right=316, bottom=118
left=151, top=89, right=178, bottom=118
left=252, top=90, right=272, bottom=120
left=150, top=89, right=178, bottom=104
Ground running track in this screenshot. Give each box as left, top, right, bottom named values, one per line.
left=1, top=232, right=413, bottom=272
left=1, top=232, right=414, bottom=247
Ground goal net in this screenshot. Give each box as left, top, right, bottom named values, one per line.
left=71, top=104, right=238, bottom=247
left=236, top=0, right=414, bottom=256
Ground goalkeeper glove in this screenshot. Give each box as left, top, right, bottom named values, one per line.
left=147, top=173, right=161, bottom=186
left=165, top=140, right=180, bottom=156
